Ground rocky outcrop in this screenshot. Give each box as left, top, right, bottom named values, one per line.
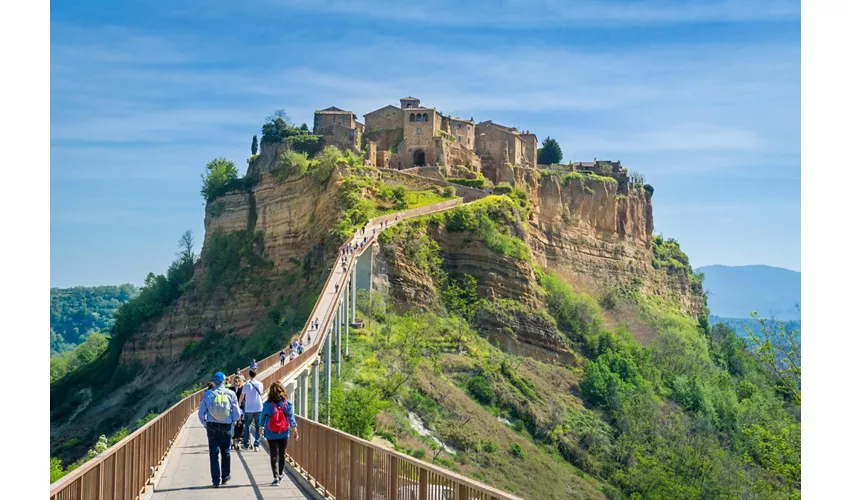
left=120, top=166, right=345, bottom=365
left=474, top=303, right=577, bottom=365
left=519, top=169, right=704, bottom=317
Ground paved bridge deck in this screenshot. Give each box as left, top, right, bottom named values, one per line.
left=151, top=416, right=309, bottom=499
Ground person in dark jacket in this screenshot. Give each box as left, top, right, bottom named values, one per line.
left=260, top=380, right=299, bottom=486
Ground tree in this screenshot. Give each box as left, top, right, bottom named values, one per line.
left=251, top=135, right=258, bottom=155
left=201, top=157, right=238, bottom=202
left=300, top=123, right=309, bottom=131
left=265, top=109, right=291, bottom=125
left=177, top=230, right=196, bottom=264
left=538, top=137, right=563, bottom=165
left=744, top=311, right=801, bottom=405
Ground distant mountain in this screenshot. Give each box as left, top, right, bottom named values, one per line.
left=696, top=265, right=800, bottom=321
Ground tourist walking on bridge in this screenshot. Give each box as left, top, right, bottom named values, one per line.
left=240, top=369, right=264, bottom=451
left=198, top=371, right=241, bottom=488
left=261, top=380, right=299, bottom=486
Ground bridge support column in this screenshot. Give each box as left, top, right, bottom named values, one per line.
left=312, top=360, right=319, bottom=421
left=286, top=381, right=297, bottom=416
left=345, top=277, right=351, bottom=357
left=351, top=258, right=357, bottom=325
left=324, top=322, right=332, bottom=426
left=298, top=368, right=309, bottom=417
left=336, top=301, right=342, bottom=379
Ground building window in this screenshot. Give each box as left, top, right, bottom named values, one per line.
left=410, top=113, right=415, bottom=122
left=423, top=114, right=428, bottom=122
left=467, top=137, right=470, bottom=145
left=386, top=114, right=390, bottom=120
left=416, top=127, right=422, bottom=135
left=457, top=135, right=462, bottom=142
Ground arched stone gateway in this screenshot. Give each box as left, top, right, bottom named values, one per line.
left=413, top=149, right=426, bottom=167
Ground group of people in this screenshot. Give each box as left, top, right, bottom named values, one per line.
left=199, top=368, right=299, bottom=488
left=279, top=340, right=304, bottom=366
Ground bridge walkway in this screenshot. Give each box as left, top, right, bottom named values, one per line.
left=150, top=352, right=314, bottom=499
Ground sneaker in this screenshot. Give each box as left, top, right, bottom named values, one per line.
left=254, top=444, right=260, bottom=452
left=222, top=475, right=231, bottom=485
left=213, top=484, right=220, bottom=489
left=271, top=478, right=280, bottom=486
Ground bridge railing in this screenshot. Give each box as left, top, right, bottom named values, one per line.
left=49, top=390, right=205, bottom=500
left=286, top=416, right=522, bottom=500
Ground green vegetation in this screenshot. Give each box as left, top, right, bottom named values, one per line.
left=643, top=183, right=654, bottom=198
left=744, top=313, right=801, bottom=405
left=440, top=197, right=530, bottom=261
left=274, top=150, right=310, bottom=181
left=446, top=172, right=489, bottom=189
left=360, top=208, right=800, bottom=498
left=538, top=136, right=563, bottom=165
left=50, top=284, right=139, bottom=354
left=651, top=235, right=704, bottom=289
left=332, top=170, right=459, bottom=240
left=251, top=135, right=258, bottom=155
left=201, top=157, right=257, bottom=202
left=50, top=333, right=108, bottom=382
left=286, top=134, right=323, bottom=156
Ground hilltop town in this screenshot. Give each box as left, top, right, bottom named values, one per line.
left=312, top=96, right=621, bottom=180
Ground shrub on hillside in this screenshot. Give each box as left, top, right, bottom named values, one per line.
left=467, top=375, right=495, bottom=405
left=286, top=134, right=323, bottom=157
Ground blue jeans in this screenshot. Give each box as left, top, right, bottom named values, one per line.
left=205, top=423, right=233, bottom=485
left=243, top=412, right=262, bottom=447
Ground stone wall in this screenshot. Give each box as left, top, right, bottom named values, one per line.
left=364, top=105, right=404, bottom=133
left=319, top=123, right=361, bottom=153
left=362, top=128, right=404, bottom=153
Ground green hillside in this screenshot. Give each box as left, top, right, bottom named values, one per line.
left=50, top=284, right=139, bottom=354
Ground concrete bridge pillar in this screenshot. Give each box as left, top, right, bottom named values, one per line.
left=286, top=381, right=297, bottom=416
left=350, top=258, right=357, bottom=324
left=298, top=368, right=309, bottom=417
left=312, top=360, right=319, bottom=421
left=324, top=320, right=332, bottom=425
left=346, top=276, right=351, bottom=357
left=336, top=300, right=342, bottom=379
left=355, top=245, right=372, bottom=297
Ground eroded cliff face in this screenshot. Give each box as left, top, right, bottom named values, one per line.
left=525, top=171, right=703, bottom=317
left=121, top=151, right=345, bottom=365
left=378, top=165, right=704, bottom=328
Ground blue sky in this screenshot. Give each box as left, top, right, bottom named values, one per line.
left=50, top=0, right=801, bottom=287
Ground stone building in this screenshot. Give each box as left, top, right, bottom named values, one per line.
left=475, top=121, right=537, bottom=175
left=313, top=106, right=364, bottom=152
left=313, top=97, right=540, bottom=177
left=363, top=97, right=480, bottom=171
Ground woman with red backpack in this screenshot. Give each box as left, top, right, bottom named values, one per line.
left=260, top=380, right=299, bottom=486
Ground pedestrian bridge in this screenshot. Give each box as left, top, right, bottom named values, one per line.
left=50, top=193, right=521, bottom=500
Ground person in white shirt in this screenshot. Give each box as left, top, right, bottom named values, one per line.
left=239, top=370, right=264, bottom=451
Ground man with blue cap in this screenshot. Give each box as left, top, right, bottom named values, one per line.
left=198, top=371, right=241, bottom=488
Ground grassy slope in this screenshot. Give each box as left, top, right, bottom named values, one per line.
left=338, top=322, right=610, bottom=499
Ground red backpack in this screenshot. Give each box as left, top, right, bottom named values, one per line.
left=268, top=400, right=290, bottom=433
